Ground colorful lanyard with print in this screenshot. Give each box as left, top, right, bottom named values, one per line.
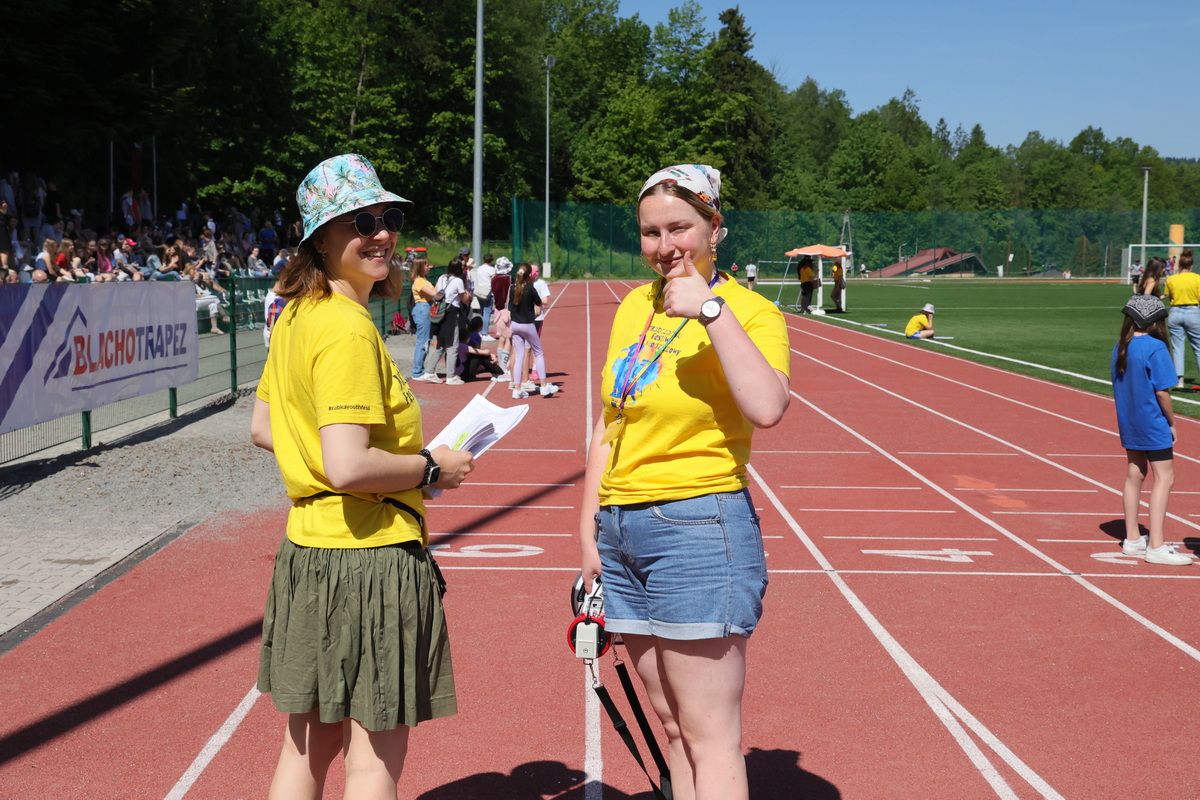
left=601, top=274, right=719, bottom=445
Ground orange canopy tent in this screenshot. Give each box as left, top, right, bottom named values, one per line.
left=785, top=244, right=848, bottom=259
left=780, top=244, right=850, bottom=313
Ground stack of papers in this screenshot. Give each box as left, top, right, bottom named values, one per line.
left=424, top=395, right=529, bottom=497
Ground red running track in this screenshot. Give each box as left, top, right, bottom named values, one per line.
left=2, top=280, right=1199, bottom=799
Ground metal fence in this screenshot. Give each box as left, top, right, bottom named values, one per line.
left=0, top=277, right=405, bottom=465
left=512, top=200, right=1200, bottom=280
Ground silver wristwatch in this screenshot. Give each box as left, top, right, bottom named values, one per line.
left=698, top=296, right=725, bottom=326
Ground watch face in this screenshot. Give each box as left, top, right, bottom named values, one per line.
left=702, top=299, right=721, bottom=318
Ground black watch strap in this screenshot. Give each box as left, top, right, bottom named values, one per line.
left=417, top=448, right=439, bottom=489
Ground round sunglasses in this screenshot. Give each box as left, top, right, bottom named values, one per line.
left=336, top=207, right=406, bottom=237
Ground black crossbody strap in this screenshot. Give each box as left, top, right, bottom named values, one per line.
left=301, top=490, right=425, bottom=534
left=592, top=682, right=671, bottom=800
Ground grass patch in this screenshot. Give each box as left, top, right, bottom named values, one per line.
left=764, top=278, right=1200, bottom=418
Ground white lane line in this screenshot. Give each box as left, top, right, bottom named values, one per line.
left=434, top=504, right=575, bottom=510
left=757, top=449, right=870, bottom=454
left=991, top=511, right=1109, bottom=516
left=791, top=350, right=1200, bottom=665
left=749, top=464, right=1058, bottom=799
left=1045, top=453, right=1126, bottom=458
left=899, top=451, right=1020, bottom=457
left=953, top=488, right=1099, bottom=493
left=783, top=485, right=922, bottom=490
left=164, top=686, right=261, bottom=800
left=467, top=482, right=578, bottom=487
left=796, top=508, right=956, bottom=513
left=433, top=565, right=1200, bottom=580
left=584, top=281, right=603, bottom=800
left=790, top=322, right=1200, bottom=454
left=825, top=536, right=997, bottom=541
left=429, top=533, right=571, bottom=538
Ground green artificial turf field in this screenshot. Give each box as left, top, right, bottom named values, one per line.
left=763, top=278, right=1200, bottom=418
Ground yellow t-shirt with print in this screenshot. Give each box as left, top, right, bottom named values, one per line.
left=256, top=292, right=427, bottom=548
left=905, top=313, right=931, bottom=337
left=598, top=275, right=791, bottom=506
left=1165, top=272, right=1200, bottom=306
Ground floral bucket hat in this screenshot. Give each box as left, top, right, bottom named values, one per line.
left=296, top=153, right=411, bottom=243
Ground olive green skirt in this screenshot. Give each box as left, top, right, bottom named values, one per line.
left=258, top=537, right=456, bottom=730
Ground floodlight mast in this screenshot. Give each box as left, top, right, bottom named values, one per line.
left=1141, top=165, right=1152, bottom=267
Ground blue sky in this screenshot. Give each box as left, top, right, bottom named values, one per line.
left=621, top=0, right=1199, bottom=159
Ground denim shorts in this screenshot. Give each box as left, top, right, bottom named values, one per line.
left=596, top=489, right=768, bottom=640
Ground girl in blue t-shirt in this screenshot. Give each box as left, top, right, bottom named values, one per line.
left=1112, top=295, right=1192, bottom=565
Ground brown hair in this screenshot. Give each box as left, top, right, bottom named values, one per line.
left=637, top=182, right=721, bottom=227
left=1180, top=248, right=1194, bottom=271
left=1115, top=314, right=1169, bottom=374
left=408, top=256, right=429, bottom=283
left=1137, top=257, right=1166, bottom=295
left=276, top=238, right=404, bottom=302
left=512, top=262, right=531, bottom=307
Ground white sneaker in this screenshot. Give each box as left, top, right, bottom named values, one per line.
left=1145, top=544, right=1193, bottom=565
left=1121, top=535, right=1148, bottom=555
left=512, top=388, right=529, bottom=400
left=419, top=373, right=442, bottom=383
left=493, top=372, right=511, bottom=382
left=540, top=383, right=560, bottom=397
left=445, top=376, right=465, bottom=386
left=521, top=381, right=537, bottom=392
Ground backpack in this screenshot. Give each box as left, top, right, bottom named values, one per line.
left=428, top=275, right=449, bottom=324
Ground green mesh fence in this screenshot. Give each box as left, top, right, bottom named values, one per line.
left=512, top=200, right=1200, bottom=280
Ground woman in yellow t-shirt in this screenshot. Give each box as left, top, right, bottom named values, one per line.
left=578, top=164, right=790, bottom=800
left=250, top=154, right=474, bottom=798
left=1164, top=249, right=1200, bottom=387
left=408, top=255, right=437, bottom=380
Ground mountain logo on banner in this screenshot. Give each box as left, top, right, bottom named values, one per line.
left=44, top=307, right=88, bottom=384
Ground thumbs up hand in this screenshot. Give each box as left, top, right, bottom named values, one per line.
left=661, top=251, right=716, bottom=319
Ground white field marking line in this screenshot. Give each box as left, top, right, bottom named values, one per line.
left=795, top=508, right=956, bottom=513
left=790, top=354, right=1200, bottom=664
left=825, top=536, right=998, bottom=541
left=899, top=451, right=1019, bottom=456
left=583, top=281, right=603, bottom=800
left=163, top=686, right=261, bottom=800
left=992, top=511, right=1113, bottom=516
left=1045, top=453, right=1126, bottom=458
left=797, top=344, right=1200, bottom=533
left=757, top=449, right=869, bottom=454
left=818, top=315, right=1200, bottom=427
left=429, top=533, right=571, bottom=538
left=782, top=485, right=922, bottom=490
left=468, top=482, right=577, bottom=487
left=799, top=320, right=1200, bottom=437
left=749, top=465, right=1055, bottom=799
left=434, top=504, right=575, bottom=510
left=769, top=568, right=1200, bottom=580
left=953, top=487, right=1099, bottom=493
left=542, top=279, right=569, bottom=319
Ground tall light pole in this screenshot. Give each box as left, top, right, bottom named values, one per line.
left=1140, top=165, right=1152, bottom=267
left=472, top=0, right=484, bottom=266
left=544, top=55, right=556, bottom=270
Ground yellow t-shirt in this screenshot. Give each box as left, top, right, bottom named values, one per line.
left=905, top=313, right=931, bottom=336
left=598, top=276, right=791, bottom=506
left=799, top=264, right=814, bottom=282
left=1165, top=271, right=1200, bottom=306
left=256, top=292, right=427, bottom=548
left=412, top=275, right=431, bottom=304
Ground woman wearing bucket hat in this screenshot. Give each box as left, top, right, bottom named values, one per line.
left=905, top=303, right=936, bottom=339
left=250, top=153, right=475, bottom=797
left=578, top=164, right=791, bottom=799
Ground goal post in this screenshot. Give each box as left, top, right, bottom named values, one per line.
left=1121, top=244, right=1200, bottom=284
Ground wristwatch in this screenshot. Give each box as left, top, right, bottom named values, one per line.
left=698, top=296, right=725, bottom=326
left=416, top=448, right=440, bottom=489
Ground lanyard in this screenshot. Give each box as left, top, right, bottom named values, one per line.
left=603, top=273, right=719, bottom=444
